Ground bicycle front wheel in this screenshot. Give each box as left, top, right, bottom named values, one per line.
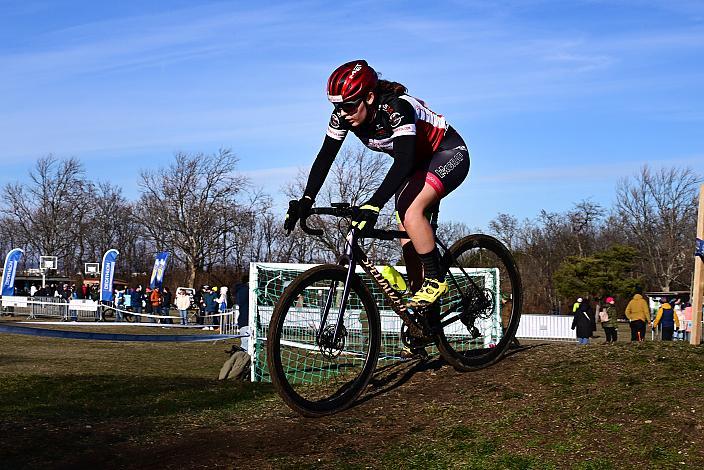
left=267, top=264, right=381, bottom=417
left=435, top=234, right=522, bottom=371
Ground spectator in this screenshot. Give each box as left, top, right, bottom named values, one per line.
left=652, top=297, right=679, bottom=341
left=674, top=299, right=686, bottom=341
left=124, top=287, right=133, bottom=311
left=580, top=298, right=595, bottom=337
left=115, top=287, right=125, bottom=322
left=69, top=285, right=79, bottom=321
left=573, top=297, right=583, bottom=314
left=194, top=286, right=205, bottom=326
left=625, top=293, right=650, bottom=342
left=202, top=286, right=218, bottom=330
left=144, top=287, right=153, bottom=319
left=572, top=300, right=594, bottom=345
left=234, top=276, right=250, bottom=350
left=684, top=302, right=693, bottom=342
left=30, top=284, right=38, bottom=297
left=217, top=286, right=228, bottom=314
left=599, top=296, right=618, bottom=344
left=150, top=287, right=162, bottom=323
left=132, top=286, right=143, bottom=323
left=161, top=286, right=173, bottom=324
left=175, top=288, right=191, bottom=326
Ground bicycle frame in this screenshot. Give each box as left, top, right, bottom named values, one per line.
left=304, top=206, right=487, bottom=346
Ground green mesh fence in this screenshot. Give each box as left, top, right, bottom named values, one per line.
left=250, top=263, right=500, bottom=383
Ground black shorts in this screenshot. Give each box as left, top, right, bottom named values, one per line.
left=395, top=126, right=470, bottom=218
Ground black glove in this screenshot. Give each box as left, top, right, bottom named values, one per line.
left=284, top=196, right=314, bottom=234
left=351, top=204, right=380, bottom=234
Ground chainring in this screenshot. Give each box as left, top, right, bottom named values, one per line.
left=400, top=320, right=435, bottom=349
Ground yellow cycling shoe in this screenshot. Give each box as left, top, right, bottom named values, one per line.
left=407, top=278, right=448, bottom=310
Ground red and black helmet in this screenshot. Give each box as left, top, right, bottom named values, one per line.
left=327, top=60, right=378, bottom=104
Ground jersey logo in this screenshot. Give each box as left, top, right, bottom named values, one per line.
left=330, top=113, right=341, bottom=129
left=389, top=112, right=403, bottom=127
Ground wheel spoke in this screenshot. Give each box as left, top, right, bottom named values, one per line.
left=267, top=265, right=380, bottom=416
left=435, top=234, right=522, bottom=371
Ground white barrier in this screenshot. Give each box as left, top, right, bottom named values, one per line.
left=1, top=296, right=28, bottom=308
left=515, top=314, right=577, bottom=342
left=1, top=296, right=69, bottom=319
left=68, top=299, right=98, bottom=312
left=219, top=306, right=240, bottom=336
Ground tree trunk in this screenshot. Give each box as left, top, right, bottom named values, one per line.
left=187, top=262, right=197, bottom=288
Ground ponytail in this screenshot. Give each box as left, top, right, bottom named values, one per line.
left=376, top=79, right=408, bottom=96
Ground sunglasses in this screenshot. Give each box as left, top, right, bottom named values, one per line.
left=334, top=98, right=363, bottom=114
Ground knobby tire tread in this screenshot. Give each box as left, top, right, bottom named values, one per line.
left=435, top=234, right=523, bottom=371
left=267, top=264, right=381, bottom=417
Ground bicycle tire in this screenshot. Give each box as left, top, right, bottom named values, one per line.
left=434, top=234, right=522, bottom=371
left=267, top=264, right=381, bottom=417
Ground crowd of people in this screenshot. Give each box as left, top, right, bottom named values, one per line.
left=570, top=293, right=696, bottom=345
left=12, top=279, right=250, bottom=331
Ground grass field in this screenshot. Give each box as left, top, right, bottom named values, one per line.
left=1, top=319, right=703, bottom=469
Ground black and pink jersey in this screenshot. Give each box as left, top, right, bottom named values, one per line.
left=304, top=91, right=467, bottom=209
left=326, top=93, right=448, bottom=163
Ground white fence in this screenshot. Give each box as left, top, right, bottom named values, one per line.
left=1, top=295, right=247, bottom=329
left=1, top=296, right=99, bottom=320
left=219, top=306, right=241, bottom=335
left=515, top=314, right=577, bottom=342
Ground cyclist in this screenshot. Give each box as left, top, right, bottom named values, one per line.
left=285, top=60, right=470, bottom=310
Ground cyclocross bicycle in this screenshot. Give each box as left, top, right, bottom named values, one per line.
left=267, top=203, right=522, bottom=417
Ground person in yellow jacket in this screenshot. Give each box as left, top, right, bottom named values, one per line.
left=652, top=298, right=679, bottom=341
left=625, top=293, right=650, bottom=342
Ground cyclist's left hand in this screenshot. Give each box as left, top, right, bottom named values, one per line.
left=351, top=204, right=380, bottom=234
left=284, top=196, right=314, bottom=235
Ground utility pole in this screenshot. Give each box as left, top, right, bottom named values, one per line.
left=691, top=184, right=704, bottom=345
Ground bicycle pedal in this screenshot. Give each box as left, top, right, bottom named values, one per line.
left=400, top=347, right=429, bottom=360
left=470, top=326, right=481, bottom=339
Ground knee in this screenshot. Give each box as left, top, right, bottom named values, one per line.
left=401, top=206, right=425, bottom=226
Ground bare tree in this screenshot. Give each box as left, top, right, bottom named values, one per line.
left=616, top=165, right=700, bottom=291
left=80, top=182, right=137, bottom=276
left=285, top=145, right=400, bottom=263
left=568, top=199, right=605, bottom=257
left=0, top=216, right=26, bottom=269
left=137, top=149, right=246, bottom=286
left=489, top=213, right=519, bottom=250
left=2, top=155, right=92, bottom=269
left=436, top=221, right=473, bottom=248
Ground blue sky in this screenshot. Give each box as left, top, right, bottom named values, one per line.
left=1, top=0, right=702, bottom=229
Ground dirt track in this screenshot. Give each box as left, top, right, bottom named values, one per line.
left=44, top=341, right=704, bottom=469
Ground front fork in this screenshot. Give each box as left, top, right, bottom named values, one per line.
left=316, top=230, right=357, bottom=346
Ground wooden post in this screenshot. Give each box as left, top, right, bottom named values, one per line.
left=691, top=184, right=704, bottom=345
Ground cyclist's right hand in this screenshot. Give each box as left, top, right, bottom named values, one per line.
left=284, top=196, right=314, bottom=235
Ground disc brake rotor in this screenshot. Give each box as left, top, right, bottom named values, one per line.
left=318, top=324, right=347, bottom=359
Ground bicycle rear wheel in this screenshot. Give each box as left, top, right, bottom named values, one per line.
left=434, top=234, right=522, bottom=370
left=267, top=264, right=381, bottom=417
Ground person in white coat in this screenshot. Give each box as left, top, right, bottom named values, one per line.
left=175, top=289, right=191, bottom=326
